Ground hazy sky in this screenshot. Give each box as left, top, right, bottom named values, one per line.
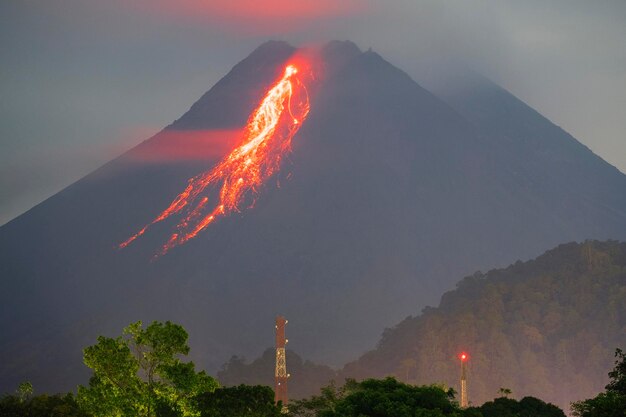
left=1, top=0, right=625, bottom=225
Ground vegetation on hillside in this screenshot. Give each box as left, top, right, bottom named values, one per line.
left=195, top=384, right=282, bottom=417
left=0, top=391, right=88, bottom=417
left=218, top=349, right=336, bottom=399
left=340, top=240, right=626, bottom=409
left=571, top=348, right=626, bottom=417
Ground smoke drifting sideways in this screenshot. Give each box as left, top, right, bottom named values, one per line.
left=126, top=129, right=244, bottom=163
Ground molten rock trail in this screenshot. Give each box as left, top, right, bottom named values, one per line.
left=120, top=64, right=310, bottom=256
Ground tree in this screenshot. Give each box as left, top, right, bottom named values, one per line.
left=571, top=392, right=626, bottom=417
left=572, top=348, right=626, bottom=417
left=606, top=348, right=626, bottom=395
left=288, top=377, right=465, bottom=417
left=288, top=379, right=359, bottom=417
left=0, top=390, right=88, bottom=417
left=475, top=396, right=565, bottom=417
left=77, top=320, right=218, bottom=417
left=195, top=384, right=282, bottom=417
left=467, top=397, right=517, bottom=417
left=17, top=381, right=33, bottom=402
left=498, top=388, right=512, bottom=398
left=518, top=396, right=566, bottom=417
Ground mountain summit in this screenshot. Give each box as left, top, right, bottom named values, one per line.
left=1, top=41, right=625, bottom=392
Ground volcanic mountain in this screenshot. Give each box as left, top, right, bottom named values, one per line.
left=1, top=40, right=625, bottom=393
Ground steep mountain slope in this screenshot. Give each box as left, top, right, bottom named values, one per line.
left=420, top=69, right=626, bottom=239
left=340, top=240, right=626, bottom=410
left=1, top=41, right=625, bottom=393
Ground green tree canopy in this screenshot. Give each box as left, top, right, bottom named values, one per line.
left=572, top=348, right=626, bottom=417
left=606, top=348, right=626, bottom=395
left=17, top=381, right=33, bottom=402
left=77, top=320, right=218, bottom=417
left=470, top=396, right=565, bottom=417
left=0, top=390, right=88, bottom=417
left=289, top=377, right=465, bottom=417
left=195, top=384, right=282, bottom=417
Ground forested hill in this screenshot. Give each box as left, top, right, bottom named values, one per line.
left=218, top=349, right=336, bottom=400
left=340, top=240, right=626, bottom=410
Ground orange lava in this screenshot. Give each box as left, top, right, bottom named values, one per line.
left=119, top=63, right=310, bottom=256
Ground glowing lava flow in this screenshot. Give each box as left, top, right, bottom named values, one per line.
left=119, top=64, right=310, bottom=256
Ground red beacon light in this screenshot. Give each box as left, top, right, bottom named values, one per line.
left=459, top=352, right=468, bottom=361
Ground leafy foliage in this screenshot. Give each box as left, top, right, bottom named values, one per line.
left=470, top=396, right=565, bottom=417
left=605, top=348, right=626, bottom=395
left=195, top=384, right=282, bottom=417
left=287, top=379, right=358, bottom=417
left=17, top=381, right=34, bottom=402
left=288, top=377, right=467, bottom=417
left=77, top=320, right=218, bottom=417
left=571, top=348, right=626, bottom=417
left=498, top=388, right=512, bottom=398
left=289, top=378, right=567, bottom=417
left=340, top=241, right=626, bottom=409
left=0, top=391, right=88, bottom=417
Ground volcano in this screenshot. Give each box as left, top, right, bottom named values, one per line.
left=1, top=40, right=625, bottom=393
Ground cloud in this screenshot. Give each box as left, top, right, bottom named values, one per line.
left=125, top=0, right=368, bottom=34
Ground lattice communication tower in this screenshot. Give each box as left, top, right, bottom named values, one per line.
left=459, top=352, right=469, bottom=408
left=275, top=316, right=289, bottom=411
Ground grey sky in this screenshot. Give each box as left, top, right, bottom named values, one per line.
left=1, top=0, right=625, bottom=225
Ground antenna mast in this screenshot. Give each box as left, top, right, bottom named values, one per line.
left=459, top=352, right=469, bottom=408
left=275, top=316, right=289, bottom=411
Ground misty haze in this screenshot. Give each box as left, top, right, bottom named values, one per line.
left=1, top=2, right=625, bottom=417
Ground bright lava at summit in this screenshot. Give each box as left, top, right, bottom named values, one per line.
left=119, top=64, right=310, bottom=256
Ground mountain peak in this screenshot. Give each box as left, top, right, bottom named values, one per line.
left=249, top=40, right=294, bottom=57
left=322, top=40, right=361, bottom=56
left=168, top=41, right=295, bottom=130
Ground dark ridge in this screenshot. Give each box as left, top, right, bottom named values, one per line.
left=322, top=40, right=361, bottom=59
left=249, top=40, right=295, bottom=57
left=168, top=40, right=296, bottom=130
left=318, top=40, right=363, bottom=76
left=340, top=240, right=626, bottom=410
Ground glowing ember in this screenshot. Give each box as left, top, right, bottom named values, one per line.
left=119, top=63, right=310, bottom=256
